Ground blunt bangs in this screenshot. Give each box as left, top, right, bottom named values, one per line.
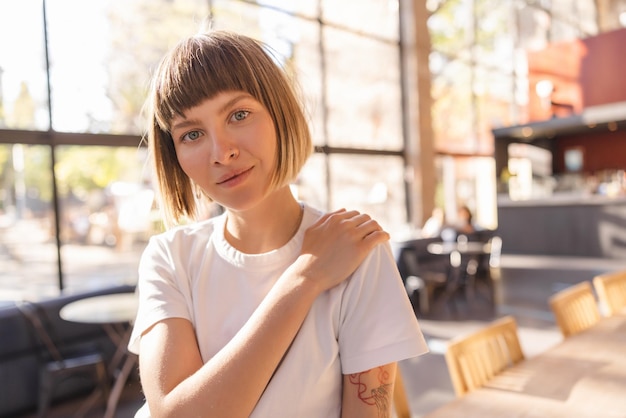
left=154, top=33, right=267, bottom=131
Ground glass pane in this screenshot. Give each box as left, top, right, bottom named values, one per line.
left=474, top=0, right=515, bottom=72
left=45, top=0, right=209, bottom=135
left=0, top=144, right=57, bottom=300
left=431, top=60, right=474, bottom=153
left=0, top=1, right=50, bottom=131
left=329, top=154, right=406, bottom=236
left=475, top=69, right=513, bottom=154
left=324, top=27, right=402, bottom=150
left=517, top=5, right=551, bottom=50
left=322, top=0, right=399, bottom=41
left=56, top=145, right=154, bottom=293
left=257, top=0, right=319, bottom=19
left=550, top=1, right=594, bottom=42
left=296, top=153, right=328, bottom=210
left=46, top=1, right=115, bottom=133
left=428, top=0, right=472, bottom=61
left=212, top=1, right=324, bottom=144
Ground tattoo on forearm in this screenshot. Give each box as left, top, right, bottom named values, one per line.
left=348, top=367, right=392, bottom=417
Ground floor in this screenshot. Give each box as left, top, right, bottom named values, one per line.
left=12, top=378, right=145, bottom=418
left=14, top=253, right=626, bottom=418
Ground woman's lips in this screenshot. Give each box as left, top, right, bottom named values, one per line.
left=216, top=167, right=253, bottom=187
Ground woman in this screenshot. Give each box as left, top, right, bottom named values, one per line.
left=128, top=30, right=427, bottom=418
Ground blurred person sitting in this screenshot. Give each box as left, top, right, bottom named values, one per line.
left=455, top=205, right=476, bottom=235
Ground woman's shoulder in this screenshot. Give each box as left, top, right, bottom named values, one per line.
left=150, top=213, right=225, bottom=245
left=301, top=201, right=324, bottom=219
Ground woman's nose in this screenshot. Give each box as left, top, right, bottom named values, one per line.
left=210, top=132, right=239, bottom=164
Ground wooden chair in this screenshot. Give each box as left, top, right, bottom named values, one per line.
left=593, top=270, right=626, bottom=316
left=393, top=367, right=411, bottom=418
left=444, top=315, right=525, bottom=396
left=16, top=301, right=110, bottom=418
left=549, top=281, right=600, bottom=337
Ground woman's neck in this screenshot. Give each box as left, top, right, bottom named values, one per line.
left=224, top=189, right=303, bottom=254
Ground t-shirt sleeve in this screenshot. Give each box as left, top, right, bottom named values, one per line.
left=338, top=242, right=429, bottom=375
left=127, top=234, right=193, bottom=355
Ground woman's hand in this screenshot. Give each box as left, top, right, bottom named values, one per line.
left=295, top=209, right=390, bottom=292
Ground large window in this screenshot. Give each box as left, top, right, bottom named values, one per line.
left=0, top=0, right=408, bottom=299
left=4, top=0, right=617, bottom=299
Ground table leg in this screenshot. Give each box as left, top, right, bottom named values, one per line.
left=73, top=387, right=104, bottom=418
left=72, top=324, right=131, bottom=418
left=104, top=323, right=131, bottom=376
left=104, top=352, right=138, bottom=418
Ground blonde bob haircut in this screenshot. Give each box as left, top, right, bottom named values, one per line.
left=147, top=30, right=313, bottom=227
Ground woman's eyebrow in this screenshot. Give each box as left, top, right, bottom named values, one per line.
left=171, top=118, right=202, bottom=133
left=170, top=93, right=254, bottom=131
left=218, top=93, right=254, bottom=114
left=170, top=93, right=255, bottom=132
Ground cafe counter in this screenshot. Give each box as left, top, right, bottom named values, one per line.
left=497, top=193, right=626, bottom=259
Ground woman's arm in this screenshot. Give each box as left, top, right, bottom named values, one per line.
left=139, top=267, right=320, bottom=418
left=139, top=209, right=389, bottom=418
left=341, top=363, right=398, bottom=418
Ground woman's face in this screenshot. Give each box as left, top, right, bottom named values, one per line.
left=170, top=90, right=278, bottom=211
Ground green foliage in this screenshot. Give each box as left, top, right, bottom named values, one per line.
left=54, top=146, right=144, bottom=200
left=428, top=0, right=467, bottom=55
left=22, top=146, right=53, bottom=202
left=0, top=145, right=9, bottom=173
left=0, top=144, right=146, bottom=209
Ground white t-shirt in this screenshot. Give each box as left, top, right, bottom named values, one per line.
left=129, top=203, right=428, bottom=417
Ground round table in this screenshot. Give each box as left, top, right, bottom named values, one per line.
left=60, top=292, right=138, bottom=325
left=427, top=241, right=491, bottom=256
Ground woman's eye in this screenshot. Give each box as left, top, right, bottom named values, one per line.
left=182, top=130, right=201, bottom=142
left=231, top=110, right=250, bottom=122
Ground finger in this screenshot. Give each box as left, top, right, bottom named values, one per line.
left=362, top=229, right=390, bottom=246
left=313, top=210, right=359, bottom=230
left=343, top=213, right=374, bottom=228
left=311, top=208, right=349, bottom=227
left=355, top=218, right=386, bottom=237
left=332, top=209, right=359, bottom=220
left=325, top=210, right=365, bottom=224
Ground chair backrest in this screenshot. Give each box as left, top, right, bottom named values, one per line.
left=393, top=367, right=411, bottom=418
left=549, top=281, right=600, bottom=337
left=593, top=270, right=626, bottom=316
left=444, top=315, right=525, bottom=396
left=16, top=301, right=65, bottom=363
